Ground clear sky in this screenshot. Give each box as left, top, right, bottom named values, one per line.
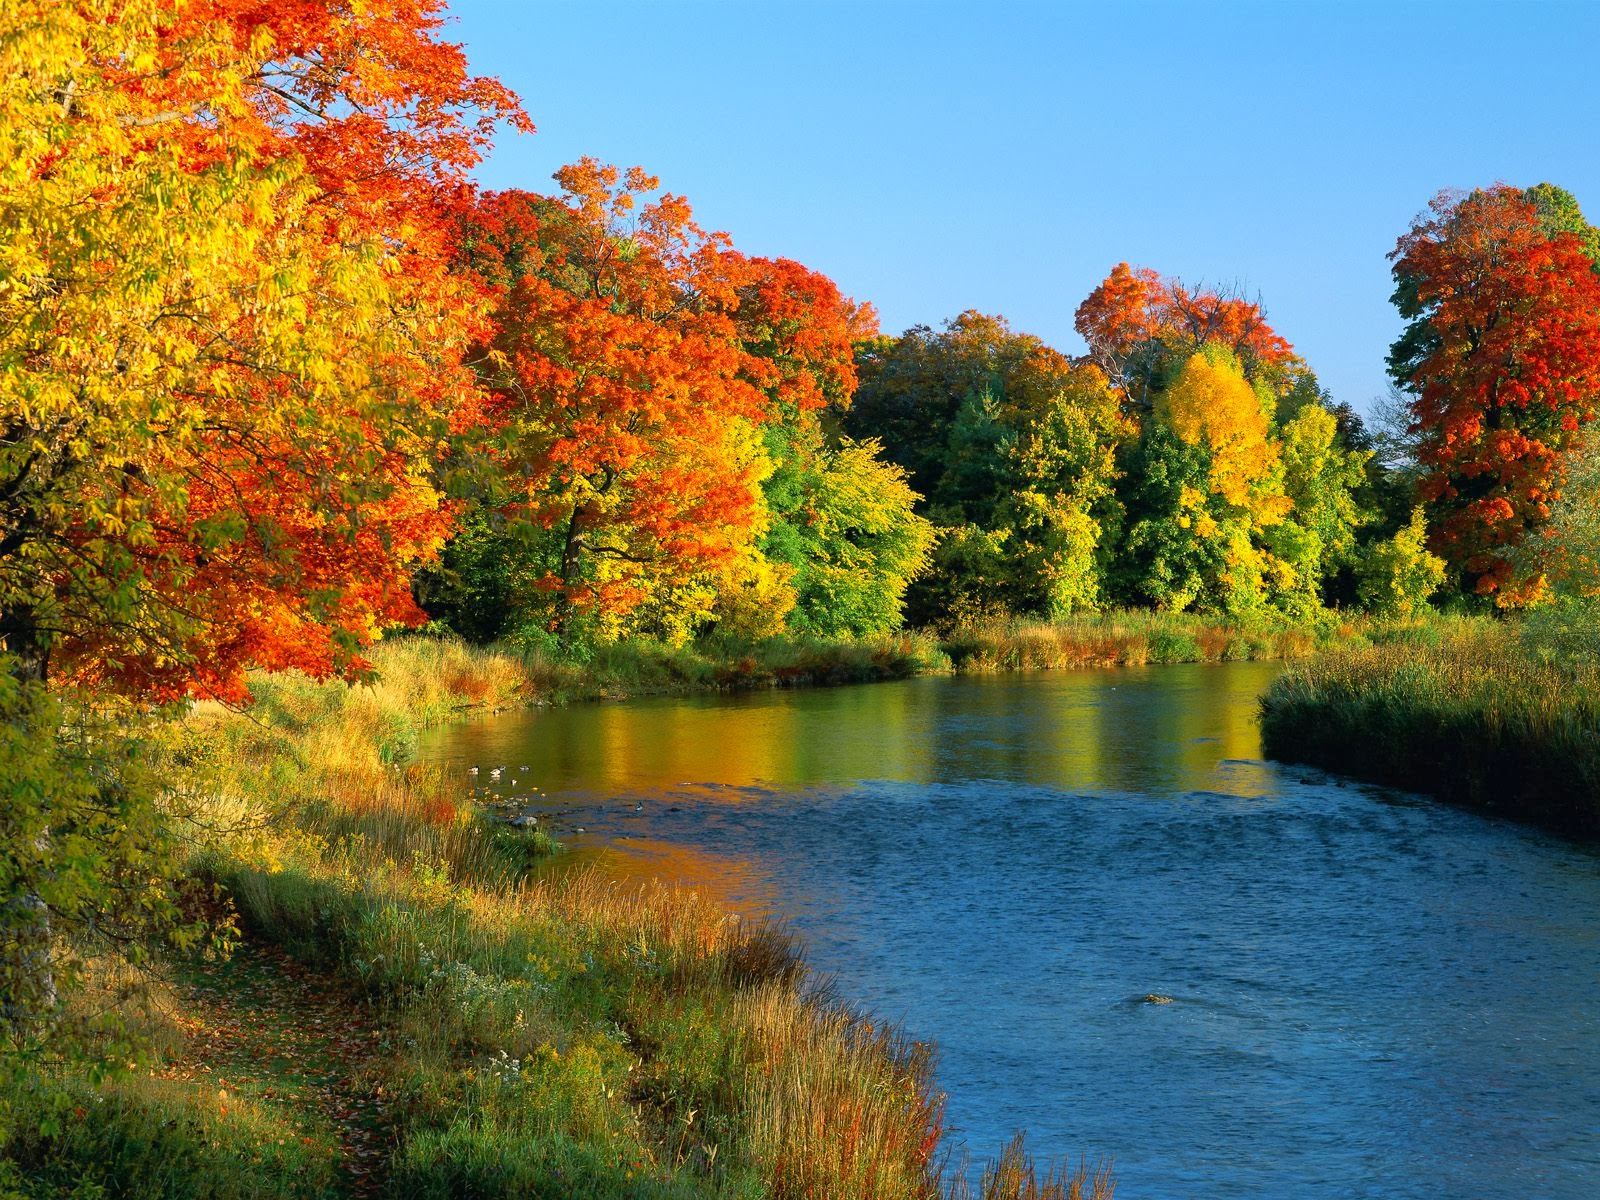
left=442, top=0, right=1600, bottom=418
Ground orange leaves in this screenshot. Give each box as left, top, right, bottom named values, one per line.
left=464, top=166, right=789, bottom=636
left=1075, top=262, right=1297, bottom=389
left=460, top=163, right=877, bottom=641
left=1390, top=185, right=1600, bottom=600
left=3, top=0, right=522, bottom=701
left=1074, top=262, right=1163, bottom=371
left=735, top=256, right=875, bottom=414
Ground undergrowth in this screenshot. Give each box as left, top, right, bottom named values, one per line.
left=1260, top=615, right=1600, bottom=835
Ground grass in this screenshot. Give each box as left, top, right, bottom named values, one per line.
left=1260, top=615, right=1600, bottom=835
left=6, top=634, right=1114, bottom=1199
left=934, top=611, right=1332, bottom=672
left=495, top=609, right=1367, bottom=700
left=500, top=628, right=953, bottom=701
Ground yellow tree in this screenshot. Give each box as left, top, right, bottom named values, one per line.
left=1136, top=347, right=1292, bottom=612
left=1, top=0, right=519, bottom=1043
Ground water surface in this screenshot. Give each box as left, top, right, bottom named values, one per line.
left=420, top=663, right=1600, bottom=1198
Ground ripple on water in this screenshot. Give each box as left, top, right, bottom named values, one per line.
left=420, top=663, right=1600, bottom=1199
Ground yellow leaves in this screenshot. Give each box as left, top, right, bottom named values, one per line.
left=1159, top=349, right=1280, bottom=509
left=1156, top=348, right=1293, bottom=534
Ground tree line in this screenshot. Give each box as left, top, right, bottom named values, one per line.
left=428, top=180, right=1600, bottom=649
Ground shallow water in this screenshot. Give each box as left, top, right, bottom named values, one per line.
left=419, top=662, right=1600, bottom=1198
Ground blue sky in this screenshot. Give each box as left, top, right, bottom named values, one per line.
left=444, top=0, right=1600, bottom=419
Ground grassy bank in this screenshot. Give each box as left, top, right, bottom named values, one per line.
left=935, top=612, right=1338, bottom=672
left=489, top=608, right=1359, bottom=706
left=5, top=638, right=1113, bottom=1199
left=506, top=629, right=952, bottom=701
left=1259, top=617, right=1600, bottom=836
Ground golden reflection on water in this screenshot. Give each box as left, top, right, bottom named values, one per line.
left=428, top=661, right=1281, bottom=801
left=554, top=835, right=780, bottom=917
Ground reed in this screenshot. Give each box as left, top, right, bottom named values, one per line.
left=937, top=611, right=1330, bottom=672
left=1260, top=617, right=1600, bottom=834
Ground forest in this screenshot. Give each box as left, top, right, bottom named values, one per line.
left=7, top=0, right=1600, bottom=1196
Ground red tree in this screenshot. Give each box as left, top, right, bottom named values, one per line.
left=1389, top=186, right=1600, bottom=601
left=1074, top=263, right=1296, bottom=397
left=460, top=164, right=776, bottom=636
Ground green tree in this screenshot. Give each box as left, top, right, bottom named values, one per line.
left=1113, top=425, right=1225, bottom=611
left=990, top=368, right=1130, bottom=616
left=1518, top=433, right=1600, bottom=659
left=1356, top=508, right=1447, bottom=618
left=1115, top=348, right=1291, bottom=616
left=1265, top=403, right=1372, bottom=613
left=847, top=312, right=1079, bottom=500
left=783, top=441, right=936, bottom=637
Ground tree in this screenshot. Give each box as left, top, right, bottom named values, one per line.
left=2, top=0, right=522, bottom=1038
left=782, top=441, right=936, bottom=637
left=1156, top=348, right=1285, bottom=514
left=1114, top=425, right=1224, bottom=612
left=1519, top=432, right=1600, bottom=661
left=989, top=366, right=1130, bottom=616
left=731, top=256, right=897, bottom=638
left=459, top=166, right=771, bottom=643
left=1074, top=264, right=1299, bottom=405
left=1388, top=184, right=1600, bottom=603
left=847, top=311, right=1079, bottom=498
left=1356, top=508, right=1446, bottom=618
left=850, top=314, right=1131, bottom=625
left=1116, top=348, right=1293, bottom=615
left=4, top=0, right=524, bottom=701
left=1267, top=403, right=1372, bottom=614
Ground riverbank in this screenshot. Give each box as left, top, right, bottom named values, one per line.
left=481, top=608, right=1359, bottom=707
left=1259, top=617, right=1600, bottom=836
left=5, top=638, right=1112, bottom=1199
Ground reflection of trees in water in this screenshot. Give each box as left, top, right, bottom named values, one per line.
left=917, top=664, right=1276, bottom=796
left=427, top=661, right=1283, bottom=804
left=555, top=838, right=781, bottom=919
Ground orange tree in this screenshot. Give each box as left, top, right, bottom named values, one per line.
left=457, top=164, right=786, bottom=644
left=1, top=0, right=522, bottom=1043
left=1074, top=263, right=1297, bottom=405
left=1388, top=185, right=1600, bottom=603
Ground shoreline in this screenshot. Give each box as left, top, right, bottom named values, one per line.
left=1259, top=620, right=1600, bottom=839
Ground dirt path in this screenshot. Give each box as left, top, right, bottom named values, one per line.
left=157, top=940, right=396, bottom=1197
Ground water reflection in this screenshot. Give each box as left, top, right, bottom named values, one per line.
left=418, top=662, right=1600, bottom=1199
left=425, top=661, right=1280, bottom=802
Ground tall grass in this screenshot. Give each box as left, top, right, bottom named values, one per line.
left=1260, top=617, right=1600, bottom=835
left=937, top=611, right=1334, bottom=672
left=10, top=633, right=1111, bottom=1198
left=506, top=628, right=952, bottom=699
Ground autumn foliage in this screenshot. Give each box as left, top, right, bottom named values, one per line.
left=1387, top=186, right=1600, bottom=602
left=2, top=0, right=526, bottom=703
left=1075, top=262, right=1297, bottom=394
left=460, top=167, right=772, bottom=635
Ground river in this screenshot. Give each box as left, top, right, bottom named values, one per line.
left=418, top=661, right=1600, bottom=1199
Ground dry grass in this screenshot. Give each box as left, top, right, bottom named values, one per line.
left=732, top=983, right=945, bottom=1200
left=1261, top=617, right=1600, bottom=833
left=946, top=1135, right=1116, bottom=1200
left=937, top=611, right=1330, bottom=672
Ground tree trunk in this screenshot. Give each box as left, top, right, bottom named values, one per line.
left=552, top=503, right=586, bottom=641
left=1, top=603, right=58, bottom=1036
